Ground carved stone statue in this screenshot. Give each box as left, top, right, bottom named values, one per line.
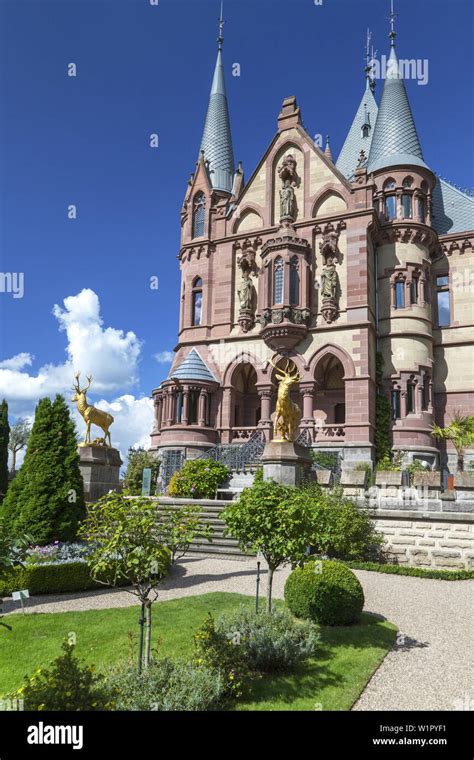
left=237, top=272, right=253, bottom=310
left=278, top=154, right=299, bottom=223
left=279, top=182, right=297, bottom=221
left=321, top=257, right=338, bottom=300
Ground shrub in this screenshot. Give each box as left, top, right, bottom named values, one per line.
left=406, top=459, right=428, bottom=485
left=344, top=560, right=474, bottom=580
left=168, top=460, right=229, bottom=499
left=216, top=607, right=320, bottom=672
left=353, top=462, right=374, bottom=487
left=311, top=451, right=338, bottom=470
left=376, top=451, right=405, bottom=471
left=0, top=561, right=130, bottom=596
left=193, top=613, right=250, bottom=698
left=6, top=640, right=114, bottom=711
left=124, top=447, right=160, bottom=495
left=295, top=484, right=383, bottom=561
left=108, top=657, right=225, bottom=711
left=285, top=559, right=364, bottom=626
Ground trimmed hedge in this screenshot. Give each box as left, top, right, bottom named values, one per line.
left=285, top=559, right=364, bottom=626
left=0, top=562, right=130, bottom=596
left=344, top=560, right=474, bottom=581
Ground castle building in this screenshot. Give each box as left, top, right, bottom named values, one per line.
left=150, top=11, right=474, bottom=474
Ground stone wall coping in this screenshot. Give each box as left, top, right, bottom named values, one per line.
left=157, top=497, right=230, bottom=507
left=368, top=508, right=474, bottom=523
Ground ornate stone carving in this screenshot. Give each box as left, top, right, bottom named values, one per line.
left=236, top=239, right=260, bottom=332
left=278, top=154, right=300, bottom=224
left=321, top=256, right=338, bottom=300
left=260, top=307, right=310, bottom=328
left=318, top=221, right=344, bottom=262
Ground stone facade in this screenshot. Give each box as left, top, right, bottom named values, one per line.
left=150, top=20, right=474, bottom=475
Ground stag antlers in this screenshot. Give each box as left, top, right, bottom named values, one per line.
left=72, top=372, right=93, bottom=395
left=269, top=358, right=301, bottom=383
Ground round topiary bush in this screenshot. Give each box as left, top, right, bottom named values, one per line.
left=284, top=559, right=364, bottom=626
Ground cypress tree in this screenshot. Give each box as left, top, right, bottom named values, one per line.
left=1, top=395, right=85, bottom=543
left=0, top=399, right=10, bottom=502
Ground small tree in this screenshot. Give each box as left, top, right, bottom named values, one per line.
left=222, top=480, right=315, bottom=611
left=8, top=418, right=31, bottom=474
left=431, top=413, right=474, bottom=472
left=124, top=447, right=160, bottom=495
left=78, top=493, right=171, bottom=670
left=0, top=400, right=10, bottom=502
left=158, top=503, right=213, bottom=562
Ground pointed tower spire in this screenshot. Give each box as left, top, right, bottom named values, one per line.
left=367, top=1, right=429, bottom=174
left=198, top=2, right=235, bottom=194
left=336, top=31, right=378, bottom=180
left=364, top=28, right=376, bottom=93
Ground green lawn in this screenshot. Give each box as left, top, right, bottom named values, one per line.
left=0, top=592, right=397, bottom=710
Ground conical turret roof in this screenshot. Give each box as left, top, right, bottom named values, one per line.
left=368, top=43, right=429, bottom=174
left=199, top=43, right=235, bottom=194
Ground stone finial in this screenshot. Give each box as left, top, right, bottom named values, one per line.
left=324, top=135, right=333, bottom=162
left=277, top=96, right=302, bottom=132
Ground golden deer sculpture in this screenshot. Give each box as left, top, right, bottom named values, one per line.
left=72, top=372, right=114, bottom=447
left=269, top=359, right=302, bottom=442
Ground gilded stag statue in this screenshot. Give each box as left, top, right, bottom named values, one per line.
left=269, top=359, right=302, bottom=441
left=72, top=372, right=114, bottom=447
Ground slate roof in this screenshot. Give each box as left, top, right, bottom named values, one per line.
left=199, top=48, right=235, bottom=194
left=432, top=178, right=474, bottom=235
left=368, top=45, right=429, bottom=174
left=169, top=348, right=218, bottom=383
left=336, top=83, right=378, bottom=180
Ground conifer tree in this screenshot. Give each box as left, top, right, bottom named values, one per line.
left=0, top=400, right=10, bottom=502
left=0, top=395, right=85, bottom=543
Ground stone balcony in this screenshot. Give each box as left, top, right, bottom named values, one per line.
left=260, top=306, right=311, bottom=351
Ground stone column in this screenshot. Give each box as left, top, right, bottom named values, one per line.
left=198, top=389, right=207, bottom=427
left=156, top=397, right=163, bottom=430
left=401, top=389, right=408, bottom=418
left=300, top=382, right=315, bottom=423
left=257, top=387, right=273, bottom=441
left=165, top=390, right=173, bottom=426
left=182, top=389, right=189, bottom=425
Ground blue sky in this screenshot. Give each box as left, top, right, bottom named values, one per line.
left=0, top=0, right=472, bottom=457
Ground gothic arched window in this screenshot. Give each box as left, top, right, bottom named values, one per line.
left=192, top=277, right=203, bottom=326
left=192, top=192, right=206, bottom=238
left=290, top=256, right=299, bottom=305
left=273, top=257, right=284, bottom=304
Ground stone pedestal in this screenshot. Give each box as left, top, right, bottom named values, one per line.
left=261, top=439, right=312, bottom=486
left=78, top=445, right=123, bottom=503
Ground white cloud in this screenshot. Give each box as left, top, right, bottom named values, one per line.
left=0, top=289, right=142, bottom=403
left=154, top=351, right=174, bottom=363
left=0, top=289, right=153, bottom=461
left=0, top=353, right=34, bottom=371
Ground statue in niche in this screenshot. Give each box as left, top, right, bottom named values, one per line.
left=278, top=154, right=299, bottom=223
left=237, top=255, right=257, bottom=333
left=321, top=256, right=338, bottom=300
left=237, top=271, right=253, bottom=310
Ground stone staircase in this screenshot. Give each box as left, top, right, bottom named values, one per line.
left=157, top=498, right=251, bottom=559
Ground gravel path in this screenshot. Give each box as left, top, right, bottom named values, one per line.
left=3, top=556, right=473, bottom=711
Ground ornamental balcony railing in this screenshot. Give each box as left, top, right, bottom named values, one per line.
left=231, top=426, right=259, bottom=442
